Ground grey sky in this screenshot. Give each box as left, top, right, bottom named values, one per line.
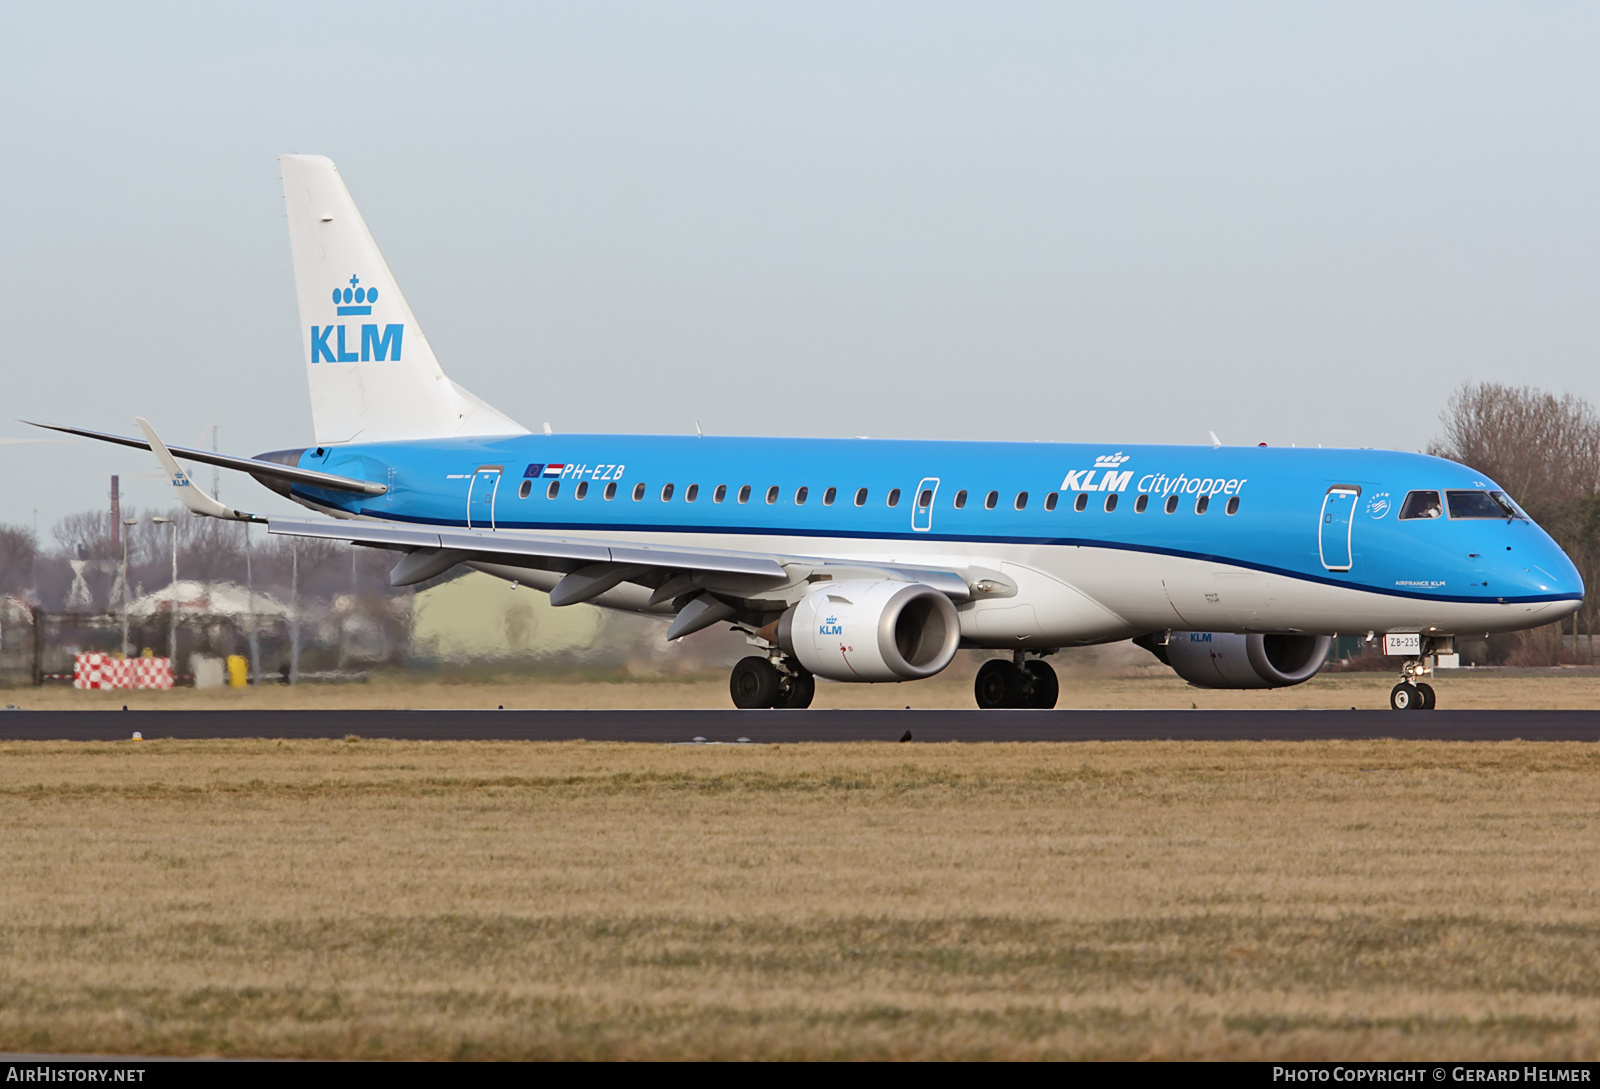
left=3, top=2, right=1598, bottom=534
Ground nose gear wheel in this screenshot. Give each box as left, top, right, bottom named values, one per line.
left=1390, top=681, right=1436, bottom=711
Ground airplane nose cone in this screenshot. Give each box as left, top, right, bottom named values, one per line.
left=1507, top=537, right=1584, bottom=601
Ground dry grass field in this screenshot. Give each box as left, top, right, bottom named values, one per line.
left=3, top=737, right=1600, bottom=1059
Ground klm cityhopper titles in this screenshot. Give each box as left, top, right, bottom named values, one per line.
left=36, top=155, right=1584, bottom=711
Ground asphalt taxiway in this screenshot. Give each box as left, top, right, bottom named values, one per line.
left=1, top=708, right=1598, bottom=742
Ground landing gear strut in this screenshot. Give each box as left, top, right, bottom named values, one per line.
left=729, top=655, right=815, bottom=709
left=974, top=652, right=1059, bottom=709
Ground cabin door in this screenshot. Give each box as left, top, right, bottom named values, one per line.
left=1318, top=485, right=1360, bottom=571
left=467, top=466, right=503, bottom=530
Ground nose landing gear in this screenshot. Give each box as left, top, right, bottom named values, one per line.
left=1388, top=636, right=1450, bottom=710
left=1389, top=680, right=1436, bottom=711
left=974, top=652, right=1059, bottom=709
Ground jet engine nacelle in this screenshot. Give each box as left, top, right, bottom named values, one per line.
left=1137, top=631, right=1332, bottom=689
left=778, top=579, right=961, bottom=683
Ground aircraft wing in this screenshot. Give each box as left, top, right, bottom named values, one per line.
left=268, top=516, right=790, bottom=582
left=266, top=516, right=981, bottom=638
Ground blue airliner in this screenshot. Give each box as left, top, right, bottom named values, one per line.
left=37, top=155, right=1584, bottom=711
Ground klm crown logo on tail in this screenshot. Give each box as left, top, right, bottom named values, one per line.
left=311, top=274, right=403, bottom=363
left=333, top=274, right=377, bottom=315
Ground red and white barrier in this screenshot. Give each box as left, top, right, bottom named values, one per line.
left=74, top=653, right=174, bottom=690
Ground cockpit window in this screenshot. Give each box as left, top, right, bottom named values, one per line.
left=1494, top=491, right=1529, bottom=519
left=1398, top=490, right=1442, bottom=520
left=1447, top=490, right=1522, bottom=520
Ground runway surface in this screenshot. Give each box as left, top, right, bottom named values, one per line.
left=2, top=708, right=1600, bottom=742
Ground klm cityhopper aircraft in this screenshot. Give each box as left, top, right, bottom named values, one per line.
left=37, top=155, right=1585, bottom=710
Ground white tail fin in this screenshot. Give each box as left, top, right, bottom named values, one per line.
left=280, top=154, right=526, bottom=445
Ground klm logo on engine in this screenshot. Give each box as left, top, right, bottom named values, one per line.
left=311, top=274, right=403, bottom=363
left=1060, top=452, right=1134, bottom=493
left=819, top=615, right=844, bottom=636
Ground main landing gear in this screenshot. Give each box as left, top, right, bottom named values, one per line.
left=974, top=652, right=1059, bottom=709
left=729, top=656, right=815, bottom=709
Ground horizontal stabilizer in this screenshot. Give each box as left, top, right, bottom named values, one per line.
left=28, top=421, right=388, bottom=496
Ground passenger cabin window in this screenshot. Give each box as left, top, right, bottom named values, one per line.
left=1195, top=494, right=1209, bottom=514
left=575, top=481, right=588, bottom=500
left=738, top=485, right=751, bottom=504
left=660, top=483, right=675, bottom=501
left=713, top=484, right=727, bottom=503
left=887, top=489, right=901, bottom=507
left=918, top=488, right=933, bottom=508
left=984, top=491, right=998, bottom=510
left=1074, top=493, right=1088, bottom=512
left=766, top=485, right=779, bottom=504
left=546, top=481, right=560, bottom=499
left=1044, top=492, right=1057, bottom=511
left=1447, top=490, right=1521, bottom=519
left=632, top=482, right=646, bottom=501
left=823, top=487, right=836, bottom=506
left=518, top=480, right=532, bottom=499
left=1015, top=492, right=1028, bottom=510
left=1104, top=493, right=1118, bottom=512
left=1134, top=494, right=1148, bottom=513
left=795, top=486, right=809, bottom=505
left=1399, top=490, right=1443, bottom=520
left=1164, top=495, right=1179, bottom=514
left=604, top=482, right=617, bottom=501
left=854, top=488, right=868, bottom=507
left=685, top=484, right=698, bottom=502
left=954, top=490, right=968, bottom=509
left=1225, top=496, right=1239, bottom=515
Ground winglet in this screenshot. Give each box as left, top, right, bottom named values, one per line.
left=135, top=418, right=264, bottom=523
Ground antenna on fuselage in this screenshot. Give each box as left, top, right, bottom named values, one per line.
left=695, top=420, right=703, bottom=438
left=1208, top=430, right=1222, bottom=449
left=543, top=422, right=553, bottom=436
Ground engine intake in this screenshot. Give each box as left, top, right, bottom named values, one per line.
left=779, top=579, right=960, bottom=683
left=1135, top=631, right=1331, bottom=689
